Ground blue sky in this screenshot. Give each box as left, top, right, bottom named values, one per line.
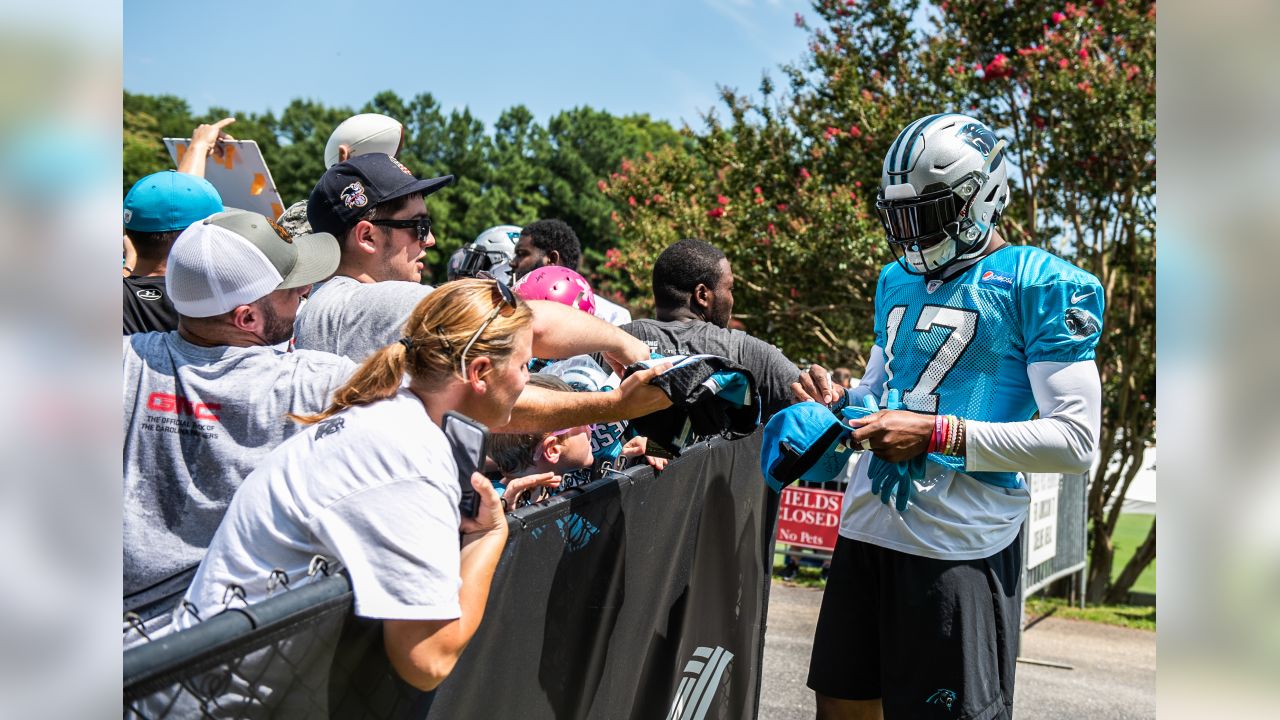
left=125, top=0, right=814, bottom=129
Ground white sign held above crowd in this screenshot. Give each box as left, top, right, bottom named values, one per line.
left=164, top=139, right=285, bottom=222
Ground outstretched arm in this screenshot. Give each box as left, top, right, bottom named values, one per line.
left=526, top=300, right=650, bottom=376
left=497, top=362, right=673, bottom=433
left=177, top=117, right=236, bottom=177
left=792, top=346, right=888, bottom=407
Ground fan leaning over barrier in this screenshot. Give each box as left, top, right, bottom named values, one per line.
left=154, top=279, right=674, bottom=716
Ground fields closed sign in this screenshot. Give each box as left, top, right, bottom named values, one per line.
left=775, top=486, right=842, bottom=552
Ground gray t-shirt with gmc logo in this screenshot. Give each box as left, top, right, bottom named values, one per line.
left=122, top=332, right=355, bottom=602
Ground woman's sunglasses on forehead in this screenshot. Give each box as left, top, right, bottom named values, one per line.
left=457, top=278, right=518, bottom=378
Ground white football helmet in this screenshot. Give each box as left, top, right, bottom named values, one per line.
left=876, top=113, right=1010, bottom=275
left=455, top=224, right=521, bottom=284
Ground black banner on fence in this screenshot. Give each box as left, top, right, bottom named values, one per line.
left=124, top=431, right=775, bottom=719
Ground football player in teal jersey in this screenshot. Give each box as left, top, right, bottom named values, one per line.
left=797, top=114, right=1104, bottom=720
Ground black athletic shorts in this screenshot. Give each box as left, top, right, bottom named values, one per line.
left=806, top=534, right=1022, bottom=720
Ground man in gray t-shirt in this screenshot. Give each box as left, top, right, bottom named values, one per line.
left=620, top=239, right=801, bottom=421
left=294, top=153, right=454, bottom=360
left=296, top=154, right=654, bottom=368
left=123, top=210, right=346, bottom=607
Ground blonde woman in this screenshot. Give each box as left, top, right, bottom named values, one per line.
left=176, top=278, right=623, bottom=693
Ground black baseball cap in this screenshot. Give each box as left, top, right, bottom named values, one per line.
left=307, top=153, right=454, bottom=238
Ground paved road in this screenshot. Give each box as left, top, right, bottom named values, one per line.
left=759, top=582, right=1155, bottom=719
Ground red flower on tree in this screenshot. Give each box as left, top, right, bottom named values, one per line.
left=717, top=194, right=730, bottom=205
left=707, top=207, right=725, bottom=218
left=1052, top=11, right=1066, bottom=24
left=604, top=248, right=623, bottom=270
left=983, top=53, right=1013, bottom=80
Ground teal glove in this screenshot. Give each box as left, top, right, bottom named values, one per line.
left=883, top=388, right=903, bottom=411
left=869, top=453, right=926, bottom=511
left=861, top=389, right=926, bottom=511
left=839, top=393, right=882, bottom=426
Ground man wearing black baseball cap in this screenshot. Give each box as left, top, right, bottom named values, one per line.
left=296, top=153, right=658, bottom=377
left=294, top=153, right=453, bottom=360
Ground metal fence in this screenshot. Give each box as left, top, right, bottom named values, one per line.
left=1022, top=472, right=1089, bottom=603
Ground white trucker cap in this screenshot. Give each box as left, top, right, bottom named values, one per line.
left=166, top=209, right=339, bottom=318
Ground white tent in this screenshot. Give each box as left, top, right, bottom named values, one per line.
left=1098, top=445, right=1156, bottom=515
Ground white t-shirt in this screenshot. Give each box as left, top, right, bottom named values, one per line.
left=592, top=295, right=632, bottom=326
left=122, top=332, right=355, bottom=600
left=294, top=275, right=434, bottom=362
left=838, top=357, right=1100, bottom=560
left=176, top=389, right=464, bottom=629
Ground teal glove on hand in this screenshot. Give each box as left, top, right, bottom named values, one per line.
left=839, top=394, right=882, bottom=426
left=861, top=389, right=926, bottom=511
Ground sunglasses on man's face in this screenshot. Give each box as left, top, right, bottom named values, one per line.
left=458, top=279, right=518, bottom=379
left=370, top=215, right=433, bottom=243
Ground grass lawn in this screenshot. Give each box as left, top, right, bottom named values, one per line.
left=1025, top=594, right=1155, bottom=631
left=1107, top=513, right=1156, bottom=595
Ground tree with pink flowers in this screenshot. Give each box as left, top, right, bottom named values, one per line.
left=601, top=0, right=1155, bottom=603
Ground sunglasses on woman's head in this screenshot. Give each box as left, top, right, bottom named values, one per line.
left=458, top=279, right=518, bottom=379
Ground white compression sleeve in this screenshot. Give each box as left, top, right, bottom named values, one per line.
left=964, top=360, right=1102, bottom=475
left=844, top=345, right=888, bottom=404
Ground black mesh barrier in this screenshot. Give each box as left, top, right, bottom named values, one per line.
left=123, top=432, right=774, bottom=719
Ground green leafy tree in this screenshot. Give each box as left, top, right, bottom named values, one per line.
left=921, top=0, right=1156, bottom=603
left=120, top=89, right=682, bottom=299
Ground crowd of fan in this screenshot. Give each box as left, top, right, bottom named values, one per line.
left=122, top=113, right=824, bottom=692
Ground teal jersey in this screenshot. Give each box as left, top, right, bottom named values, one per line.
left=873, top=246, right=1104, bottom=484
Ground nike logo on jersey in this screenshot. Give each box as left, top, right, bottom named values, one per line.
left=1071, top=290, right=1095, bottom=303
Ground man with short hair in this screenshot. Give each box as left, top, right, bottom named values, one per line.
left=620, top=238, right=802, bottom=420
left=295, top=155, right=649, bottom=372
left=123, top=209, right=350, bottom=606
left=510, top=218, right=632, bottom=325
left=122, top=171, right=223, bottom=334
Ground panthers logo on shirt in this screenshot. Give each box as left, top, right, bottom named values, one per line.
left=315, top=417, right=345, bottom=440
left=1064, top=307, right=1101, bottom=339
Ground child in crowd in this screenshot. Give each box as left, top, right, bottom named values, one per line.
left=488, top=374, right=594, bottom=509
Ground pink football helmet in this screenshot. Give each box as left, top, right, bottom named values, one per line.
left=513, top=266, right=596, bottom=315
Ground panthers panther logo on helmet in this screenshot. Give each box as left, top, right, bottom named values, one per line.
left=876, top=113, right=1010, bottom=275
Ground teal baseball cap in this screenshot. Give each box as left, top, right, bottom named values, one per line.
left=123, top=170, right=224, bottom=232
left=760, top=401, right=856, bottom=494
